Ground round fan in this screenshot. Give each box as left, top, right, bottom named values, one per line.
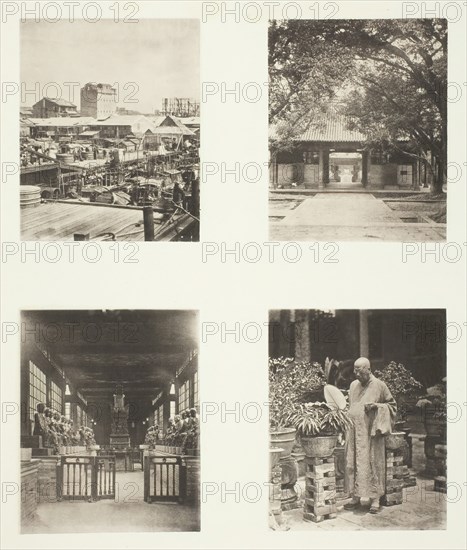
left=324, top=384, right=347, bottom=410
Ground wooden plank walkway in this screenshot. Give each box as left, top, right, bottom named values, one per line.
left=21, top=202, right=147, bottom=241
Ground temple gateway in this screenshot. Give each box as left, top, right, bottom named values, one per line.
left=270, top=112, right=427, bottom=190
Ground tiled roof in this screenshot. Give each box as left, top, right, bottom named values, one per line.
left=89, top=115, right=148, bottom=126
left=297, top=112, right=366, bottom=142
left=44, top=97, right=77, bottom=107
left=270, top=111, right=366, bottom=143
left=28, top=117, right=96, bottom=127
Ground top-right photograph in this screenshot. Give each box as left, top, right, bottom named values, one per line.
left=269, top=19, right=447, bottom=242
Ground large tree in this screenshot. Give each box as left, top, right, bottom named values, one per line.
left=269, top=19, right=447, bottom=192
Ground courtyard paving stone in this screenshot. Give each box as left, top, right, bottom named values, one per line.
left=270, top=192, right=446, bottom=241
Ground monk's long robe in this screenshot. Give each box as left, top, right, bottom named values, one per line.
left=344, top=374, right=397, bottom=499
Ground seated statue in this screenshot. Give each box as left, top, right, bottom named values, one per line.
left=33, top=402, right=48, bottom=441
left=182, top=408, right=199, bottom=454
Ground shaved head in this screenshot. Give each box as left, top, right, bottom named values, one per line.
left=354, top=357, right=371, bottom=385
left=354, top=357, right=371, bottom=371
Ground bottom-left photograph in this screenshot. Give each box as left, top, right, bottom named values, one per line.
left=20, top=309, right=200, bottom=534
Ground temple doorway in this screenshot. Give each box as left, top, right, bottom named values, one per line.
left=329, top=152, right=363, bottom=188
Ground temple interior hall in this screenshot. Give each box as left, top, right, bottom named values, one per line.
left=20, top=310, right=200, bottom=534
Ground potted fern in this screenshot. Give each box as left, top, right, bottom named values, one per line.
left=287, top=400, right=352, bottom=458
left=269, top=357, right=326, bottom=457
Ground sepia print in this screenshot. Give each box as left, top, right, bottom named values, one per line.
left=20, top=19, right=200, bottom=241
left=20, top=310, right=200, bottom=533
left=269, top=20, right=447, bottom=241
left=269, top=309, right=447, bottom=530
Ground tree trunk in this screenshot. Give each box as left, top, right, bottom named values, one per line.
left=430, top=158, right=445, bottom=194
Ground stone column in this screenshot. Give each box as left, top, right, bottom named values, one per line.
left=361, top=151, right=369, bottom=186
left=412, top=161, right=420, bottom=191
left=318, top=149, right=324, bottom=189
left=294, top=310, right=310, bottom=363
left=359, top=310, right=369, bottom=358
left=323, top=149, right=330, bottom=185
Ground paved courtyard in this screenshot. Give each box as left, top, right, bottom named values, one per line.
left=23, top=470, right=200, bottom=534
left=275, top=434, right=446, bottom=531
left=270, top=192, right=446, bottom=241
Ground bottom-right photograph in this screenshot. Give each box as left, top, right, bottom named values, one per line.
left=268, top=309, right=447, bottom=531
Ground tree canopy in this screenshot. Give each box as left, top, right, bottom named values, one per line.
left=269, top=19, right=447, bottom=190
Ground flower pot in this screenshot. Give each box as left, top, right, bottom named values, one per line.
left=300, top=435, right=338, bottom=458
left=270, top=428, right=296, bottom=459
left=385, top=432, right=406, bottom=450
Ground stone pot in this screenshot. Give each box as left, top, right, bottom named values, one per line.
left=424, top=416, right=445, bottom=438
left=385, top=432, right=406, bottom=450
left=269, top=448, right=282, bottom=471
left=300, top=434, right=338, bottom=458
left=422, top=405, right=446, bottom=438
left=270, top=428, right=299, bottom=510
left=270, top=428, right=297, bottom=459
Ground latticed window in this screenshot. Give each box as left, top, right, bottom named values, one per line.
left=303, top=151, right=319, bottom=164
left=193, top=371, right=199, bottom=409
left=29, top=361, right=47, bottom=423
left=50, top=381, right=63, bottom=414
left=65, top=402, right=71, bottom=419
left=158, top=404, right=164, bottom=426
left=76, top=405, right=83, bottom=426
left=178, top=380, right=190, bottom=413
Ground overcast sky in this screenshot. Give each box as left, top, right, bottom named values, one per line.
left=21, top=19, right=199, bottom=113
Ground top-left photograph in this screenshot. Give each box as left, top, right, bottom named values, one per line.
left=20, top=18, right=200, bottom=241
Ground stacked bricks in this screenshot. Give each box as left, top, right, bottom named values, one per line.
left=400, top=440, right=417, bottom=488
left=382, top=448, right=404, bottom=506
left=184, top=457, right=200, bottom=505
left=303, top=456, right=337, bottom=522
left=424, top=436, right=441, bottom=477
left=333, top=446, right=351, bottom=510
left=270, top=461, right=282, bottom=518
left=37, top=457, right=59, bottom=503
left=21, top=461, right=39, bottom=529
left=433, top=444, right=447, bottom=493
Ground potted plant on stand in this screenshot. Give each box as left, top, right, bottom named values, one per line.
left=287, top=401, right=352, bottom=459
left=269, top=357, right=326, bottom=510
left=374, top=361, right=423, bottom=471
left=416, top=377, right=447, bottom=477
left=285, top=387, right=352, bottom=523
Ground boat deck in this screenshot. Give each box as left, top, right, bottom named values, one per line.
left=21, top=201, right=148, bottom=241
left=21, top=201, right=197, bottom=241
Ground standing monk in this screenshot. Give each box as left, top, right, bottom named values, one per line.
left=344, top=357, right=396, bottom=513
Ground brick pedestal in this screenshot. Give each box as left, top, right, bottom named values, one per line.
left=333, top=446, right=351, bottom=509
left=21, top=460, right=39, bottom=530
left=424, top=435, right=447, bottom=478
left=382, top=449, right=404, bottom=506
left=303, top=456, right=337, bottom=522
left=433, top=444, right=447, bottom=493
left=184, top=457, right=200, bottom=505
